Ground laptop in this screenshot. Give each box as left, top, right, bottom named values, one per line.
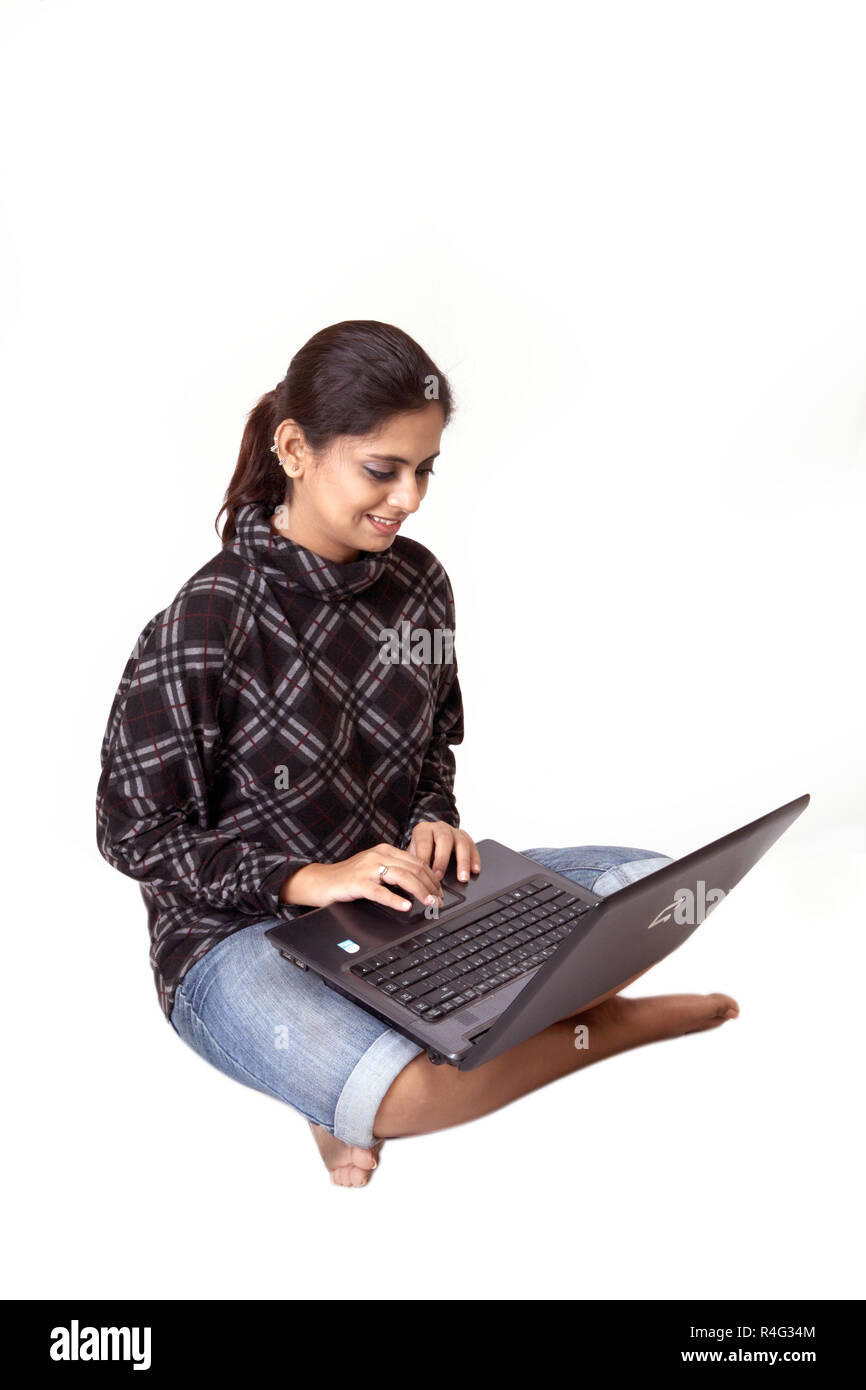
left=265, top=793, right=809, bottom=1070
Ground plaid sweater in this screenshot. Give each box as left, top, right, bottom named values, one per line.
left=96, top=503, right=464, bottom=1021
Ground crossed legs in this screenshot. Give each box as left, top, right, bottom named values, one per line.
left=312, top=977, right=739, bottom=1185
left=309, top=843, right=739, bottom=1186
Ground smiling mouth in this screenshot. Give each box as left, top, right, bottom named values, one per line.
left=366, top=514, right=403, bottom=527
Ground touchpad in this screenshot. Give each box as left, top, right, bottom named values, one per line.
left=380, top=884, right=464, bottom=921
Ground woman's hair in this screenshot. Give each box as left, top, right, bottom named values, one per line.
left=217, top=320, right=455, bottom=542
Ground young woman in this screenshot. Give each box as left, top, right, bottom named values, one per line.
left=97, top=320, right=738, bottom=1186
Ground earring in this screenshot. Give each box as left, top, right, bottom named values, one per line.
left=271, top=443, right=298, bottom=474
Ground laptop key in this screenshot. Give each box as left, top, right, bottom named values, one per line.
left=422, top=985, right=457, bottom=1006
left=394, top=967, right=431, bottom=988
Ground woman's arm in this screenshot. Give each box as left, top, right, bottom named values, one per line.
left=398, top=567, right=465, bottom=849
left=96, top=591, right=313, bottom=915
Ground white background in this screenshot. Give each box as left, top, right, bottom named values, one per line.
left=1, top=0, right=863, bottom=1301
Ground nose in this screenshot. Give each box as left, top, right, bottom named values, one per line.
left=387, top=476, right=422, bottom=516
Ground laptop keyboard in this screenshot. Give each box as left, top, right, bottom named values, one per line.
left=350, top=878, right=593, bottom=1022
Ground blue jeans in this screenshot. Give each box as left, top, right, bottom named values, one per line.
left=170, top=844, right=673, bottom=1147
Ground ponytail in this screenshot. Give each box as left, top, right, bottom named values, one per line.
left=216, top=384, right=289, bottom=543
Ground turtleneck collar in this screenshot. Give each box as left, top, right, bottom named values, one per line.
left=228, top=503, right=393, bottom=601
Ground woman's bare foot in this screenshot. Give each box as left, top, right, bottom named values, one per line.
left=372, top=990, right=741, bottom=1140
left=577, top=990, right=740, bottom=1050
left=308, top=1123, right=384, bottom=1187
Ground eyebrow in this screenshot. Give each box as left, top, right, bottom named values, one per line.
left=364, top=451, right=440, bottom=465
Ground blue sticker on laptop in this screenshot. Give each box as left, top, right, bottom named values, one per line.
left=337, top=939, right=360, bottom=954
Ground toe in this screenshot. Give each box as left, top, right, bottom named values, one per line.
left=330, top=1161, right=375, bottom=1188
left=349, top=1145, right=379, bottom=1172
left=683, top=994, right=741, bottom=1035
left=708, top=992, right=739, bottom=1018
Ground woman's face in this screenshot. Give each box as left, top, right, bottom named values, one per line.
left=272, top=402, right=445, bottom=562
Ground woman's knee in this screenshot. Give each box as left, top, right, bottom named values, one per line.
left=591, top=849, right=673, bottom=897
left=521, top=843, right=673, bottom=896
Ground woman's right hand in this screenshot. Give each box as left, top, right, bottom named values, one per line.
left=280, top=844, right=445, bottom=912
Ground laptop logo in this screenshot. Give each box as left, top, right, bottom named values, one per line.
left=337, top=939, right=360, bottom=953
left=647, top=882, right=726, bottom=930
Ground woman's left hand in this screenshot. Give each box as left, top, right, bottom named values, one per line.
left=406, top=820, right=482, bottom=883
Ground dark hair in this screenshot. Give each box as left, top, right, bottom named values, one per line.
left=217, top=320, right=455, bottom=542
